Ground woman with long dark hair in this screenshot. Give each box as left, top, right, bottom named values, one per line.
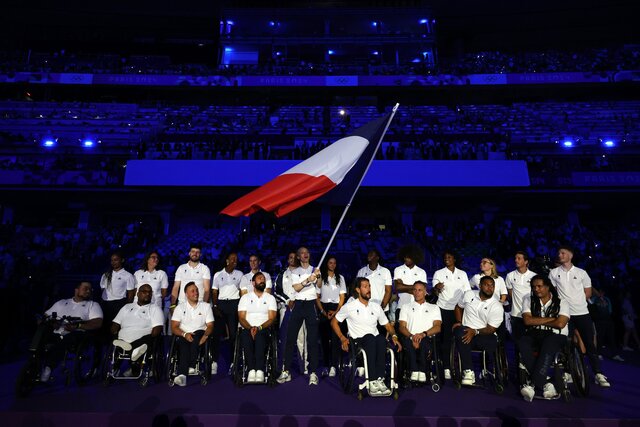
left=134, top=250, right=169, bottom=308
left=316, top=255, right=346, bottom=377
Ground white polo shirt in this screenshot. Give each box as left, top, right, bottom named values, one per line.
left=45, top=298, right=103, bottom=336
left=237, top=292, right=277, bottom=327
left=549, top=265, right=591, bottom=316
left=171, top=301, right=214, bottom=333
left=459, top=290, right=504, bottom=330
left=469, top=274, right=508, bottom=302
left=356, top=264, right=392, bottom=309
left=335, top=298, right=389, bottom=339
left=317, top=274, right=347, bottom=303
left=281, top=268, right=296, bottom=302
left=212, top=268, right=243, bottom=300
left=239, top=270, right=273, bottom=293
left=113, top=302, right=164, bottom=342
left=521, top=294, right=570, bottom=335
left=393, top=264, right=428, bottom=311
left=505, top=269, right=537, bottom=318
left=432, top=267, right=471, bottom=311
left=399, top=300, right=442, bottom=334
left=134, top=269, right=169, bottom=307
left=290, top=265, right=318, bottom=301
left=174, top=262, right=211, bottom=302
left=100, top=269, right=135, bottom=301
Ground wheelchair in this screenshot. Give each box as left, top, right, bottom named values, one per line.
left=166, top=334, right=211, bottom=386
left=15, top=314, right=102, bottom=397
left=450, top=329, right=507, bottom=394
left=397, top=334, right=443, bottom=392
left=516, top=330, right=591, bottom=402
left=230, top=325, right=278, bottom=387
left=102, top=335, right=165, bottom=387
left=337, top=335, right=400, bottom=400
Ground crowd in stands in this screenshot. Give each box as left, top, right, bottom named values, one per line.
left=1, top=46, right=639, bottom=77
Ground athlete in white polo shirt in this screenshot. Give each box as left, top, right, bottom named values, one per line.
left=356, top=249, right=392, bottom=315
left=518, top=275, right=570, bottom=401
left=505, top=251, right=537, bottom=344
left=211, top=252, right=243, bottom=375
left=549, top=245, right=610, bottom=387
left=170, top=282, right=214, bottom=387
left=100, top=251, right=135, bottom=334
left=238, top=272, right=277, bottom=383
left=134, top=251, right=169, bottom=308
left=239, top=253, right=273, bottom=295
left=453, top=276, right=504, bottom=386
left=393, top=245, right=427, bottom=319
left=171, top=244, right=211, bottom=306
left=332, top=277, right=401, bottom=396
left=112, top=284, right=165, bottom=369
left=431, top=249, right=471, bottom=379
left=398, top=281, right=442, bottom=383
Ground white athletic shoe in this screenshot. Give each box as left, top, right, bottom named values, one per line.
left=40, top=366, right=52, bottom=383
left=174, top=374, right=187, bottom=387
left=277, top=370, right=291, bottom=384
left=328, top=367, right=336, bottom=377
left=543, top=382, right=558, bottom=399
left=410, top=371, right=419, bottom=381
left=255, top=370, right=265, bottom=382
left=444, top=368, right=452, bottom=380
left=418, top=371, right=427, bottom=383
left=521, top=385, right=535, bottom=402
left=309, top=373, right=319, bottom=385
left=595, top=373, right=610, bottom=387
left=461, top=369, right=475, bottom=385
left=211, top=361, right=218, bottom=375
left=247, top=369, right=257, bottom=383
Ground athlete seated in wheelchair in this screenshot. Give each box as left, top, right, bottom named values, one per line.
left=518, top=275, right=571, bottom=401
left=168, top=282, right=214, bottom=387
left=39, top=281, right=104, bottom=385
left=104, top=284, right=165, bottom=385
left=451, top=276, right=506, bottom=392
left=232, top=272, right=279, bottom=385
left=397, top=281, right=443, bottom=391
left=331, top=277, right=402, bottom=398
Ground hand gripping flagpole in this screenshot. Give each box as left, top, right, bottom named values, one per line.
left=315, top=103, right=399, bottom=271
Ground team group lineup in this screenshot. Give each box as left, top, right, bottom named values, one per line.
left=35, top=243, right=612, bottom=401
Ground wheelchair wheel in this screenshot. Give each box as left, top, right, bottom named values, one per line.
left=74, top=341, right=100, bottom=386
left=231, top=333, right=245, bottom=387
left=430, top=337, right=444, bottom=389
left=267, top=330, right=279, bottom=387
left=497, top=341, right=509, bottom=386
left=494, top=348, right=506, bottom=393
left=338, top=347, right=357, bottom=395
left=151, top=338, right=166, bottom=383
left=450, top=342, right=462, bottom=390
left=15, top=360, right=37, bottom=398
left=165, top=337, right=179, bottom=385
left=569, top=343, right=590, bottom=397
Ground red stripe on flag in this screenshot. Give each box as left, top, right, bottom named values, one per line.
left=220, top=173, right=336, bottom=217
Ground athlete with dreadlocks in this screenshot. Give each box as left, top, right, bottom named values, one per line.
left=518, top=275, right=570, bottom=401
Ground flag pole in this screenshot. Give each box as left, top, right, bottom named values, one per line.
left=315, top=103, right=399, bottom=270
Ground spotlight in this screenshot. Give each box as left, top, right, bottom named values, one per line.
left=339, top=109, right=345, bottom=116
left=83, top=139, right=94, bottom=147
left=562, top=140, right=573, bottom=148
left=419, top=19, right=428, bottom=24
left=327, top=50, right=334, bottom=55
left=43, top=138, right=56, bottom=147
left=603, top=139, right=615, bottom=147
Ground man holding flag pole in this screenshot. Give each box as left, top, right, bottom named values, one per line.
left=221, top=104, right=399, bottom=382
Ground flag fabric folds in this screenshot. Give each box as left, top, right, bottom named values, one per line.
left=220, top=111, right=393, bottom=217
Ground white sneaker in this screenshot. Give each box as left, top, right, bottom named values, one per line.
left=40, top=366, right=52, bottom=382
left=543, top=382, right=557, bottom=398
left=211, top=361, right=218, bottom=375
left=418, top=372, right=427, bottom=383
left=113, top=339, right=132, bottom=351
left=174, top=374, right=187, bottom=387
left=357, top=367, right=365, bottom=377
left=309, top=372, right=319, bottom=385
left=623, top=346, right=634, bottom=352
left=564, top=372, right=573, bottom=384
left=410, top=371, right=419, bottom=381
left=612, top=355, right=625, bottom=362
left=131, top=344, right=147, bottom=362
left=247, top=369, right=257, bottom=383
left=329, top=367, right=336, bottom=377
left=444, top=368, right=452, bottom=380
left=256, top=370, right=265, bottom=382
left=521, top=385, right=535, bottom=402
left=188, top=367, right=198, bottom=375
left=461, top=369, right=475, bottom=385
left=277, top=370, right=291, bottom=384
left=595, top=373, right=610, bottom=387
left=368, top=379, right=381, bottom=394
left=377, top=378, right=390, bottom=395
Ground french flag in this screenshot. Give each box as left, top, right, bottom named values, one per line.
left=221, top=110, right=395, bottom=218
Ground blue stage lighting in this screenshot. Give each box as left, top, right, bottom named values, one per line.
left=419, top=19, right=428, bottom=24
left=43, top=138, right=55, bottom=147
left=562, top=141, right=573, bottom=147
left=603, top=140, right=615, bottom=147
left=371, top=51, right=379, bottom=55
left=83, top=139, right=94, bottom=147
left=371, top=21, right=378, bottom=27
left=327, top=50, right=334, bottom=55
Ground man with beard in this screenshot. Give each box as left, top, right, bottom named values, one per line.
left=171, top=244, right=211, bottom=306
left=237, top=272, right=277, bottom=383
left=331, top=277, right=401, bottom=396
left=239, top=254, right=273, bottom=295
left=453, top=276, right=504, bottom=386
